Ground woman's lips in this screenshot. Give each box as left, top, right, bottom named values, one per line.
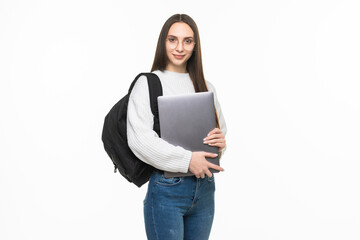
left=173, top=54, right=185, bottom=59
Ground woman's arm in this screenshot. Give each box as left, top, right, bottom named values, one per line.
left=127, top=76, right=192, bottom=173
left=205, top=81, right=227, bottom=155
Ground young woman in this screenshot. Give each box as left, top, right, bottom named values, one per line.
left=127, top=14, right=227, bottom=240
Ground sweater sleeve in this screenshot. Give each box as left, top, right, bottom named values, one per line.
left=206, top=81, right=228, bottom=156
left=126, top=75, right=192, bottom=173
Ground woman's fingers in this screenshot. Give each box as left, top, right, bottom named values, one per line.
left=205, top=128, right=224, bottom=142
left=204, top=128, right=226, bottom=150
left=203, top=134, right=224, bottom=145
left=204, top=137, right=225, bottom=144
left=204, top=135, right=225, bottom=147
left=207, top=162, right=224, bottom=172
left=205, top=170, right=213, bottom=178
left=204, top=133, right=223, bottom=141
left=190, top=151, right=224, bottom=179
left=207, top=127, right=221, bottom=136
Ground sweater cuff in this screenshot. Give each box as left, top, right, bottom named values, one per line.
left=220, top=145, right=227, bottom=158
left=178, top=150, right=192, bottom=173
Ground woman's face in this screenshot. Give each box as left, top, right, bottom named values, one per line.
left=165, top=22, right=195, bottom=73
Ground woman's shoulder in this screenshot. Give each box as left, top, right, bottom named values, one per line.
left=205, top=80, right=217, bottom=93
left=151, top=70, right=163, bottom=79
left=130, top=74, right=150, bottom=99
left=132, top=70, right=162, bottom=88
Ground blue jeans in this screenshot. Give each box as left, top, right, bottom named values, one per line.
left=143, top=170, right=216, bottom=240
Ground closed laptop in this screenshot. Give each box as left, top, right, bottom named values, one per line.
left=157, top=91, right=219, bottom=178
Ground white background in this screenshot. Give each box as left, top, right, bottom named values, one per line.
left=1, top=0, right=359, bottom=239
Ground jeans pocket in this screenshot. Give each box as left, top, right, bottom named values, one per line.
left=207, top=174, right=215, bottom=182
left=155, top=174, right=183, bottom=186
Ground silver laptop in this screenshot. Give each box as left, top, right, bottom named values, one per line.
left=157, top=91, right=220, bottom=178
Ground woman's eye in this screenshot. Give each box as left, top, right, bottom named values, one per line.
left=185, top=39, right=193, bottom=44
left=168, top=38, right=176, bottom=42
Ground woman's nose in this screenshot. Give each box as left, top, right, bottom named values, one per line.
left=176, top=41, right=184, bottom=52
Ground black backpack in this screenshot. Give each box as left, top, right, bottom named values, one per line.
left=101, top=73, right=163, bottom=187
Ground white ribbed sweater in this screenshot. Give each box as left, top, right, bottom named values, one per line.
left=127, top=70, right=227, bottom=173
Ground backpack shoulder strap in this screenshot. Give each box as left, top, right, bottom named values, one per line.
left=144, top=73, right=162, bottom=115
left=144, top=73, right=163, bottom=137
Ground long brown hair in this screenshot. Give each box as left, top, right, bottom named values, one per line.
left=151, top=14, right=208, bottom=93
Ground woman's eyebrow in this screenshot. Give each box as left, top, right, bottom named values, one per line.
left=167, top=34, right=194, bottom=39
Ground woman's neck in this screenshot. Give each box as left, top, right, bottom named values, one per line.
left=165, top=63, right=187, bottom=73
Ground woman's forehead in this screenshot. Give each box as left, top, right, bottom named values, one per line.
left=168, top=22, right=194, bottom=38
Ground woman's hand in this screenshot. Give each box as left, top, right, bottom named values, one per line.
left=203, top=128, right=226, bottom=152
left=189, top=152, right=224, bottom=178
